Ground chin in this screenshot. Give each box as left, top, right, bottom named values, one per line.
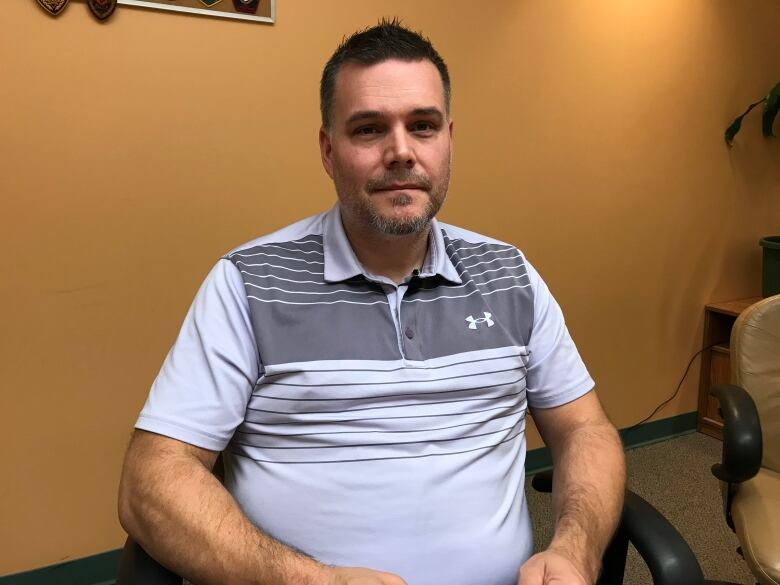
left=370, top=208, right=434, bottom=236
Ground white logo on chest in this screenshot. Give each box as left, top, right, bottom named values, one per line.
left=465, top=312, right=494, bottom=329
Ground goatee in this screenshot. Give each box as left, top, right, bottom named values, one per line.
left=368, top=196, right=439, bottom=235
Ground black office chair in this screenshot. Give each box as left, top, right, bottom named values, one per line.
left=531, top=469, right=739, bottom=585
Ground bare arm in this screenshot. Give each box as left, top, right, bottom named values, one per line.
left=522, top=391, right=626, bottom=584
left=118, top=430, right=406, bottom=585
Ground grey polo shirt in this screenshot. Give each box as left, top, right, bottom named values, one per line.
left=137, top=205, right=593, bottom=585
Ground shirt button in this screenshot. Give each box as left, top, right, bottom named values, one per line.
left=405, top=327, right=414, bottom=339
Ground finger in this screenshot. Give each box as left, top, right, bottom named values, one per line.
left=517, top=563, right=544, bottom=585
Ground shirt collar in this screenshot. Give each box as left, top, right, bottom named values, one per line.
left=323, top=204, right=462, bottom=284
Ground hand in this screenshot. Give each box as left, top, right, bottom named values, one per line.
left=517, top=550, right=589, bottom=585
left=329, top=566, right=408, bottom=585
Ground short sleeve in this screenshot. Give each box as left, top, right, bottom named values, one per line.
left=135, top=259, right=259, bottom=451
left=523, top=259, right=594, bottom=409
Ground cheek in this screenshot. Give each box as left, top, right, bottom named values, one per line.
left=335, top=149, right=375, bottom=181
left=426, top=146, right=452, bottom=178
left=423, top=137, right=451, bottom=163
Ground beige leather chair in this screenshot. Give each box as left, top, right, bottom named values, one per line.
left=711, top=294, right=780, bottom=585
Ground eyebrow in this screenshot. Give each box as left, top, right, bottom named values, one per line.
left=410, top=107, right=444, bottom=120
left=345, top=110, right=382, bottom=125
left=345, top=107, right=445, bottom=126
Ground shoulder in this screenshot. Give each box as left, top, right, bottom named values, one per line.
left=223, top=211, right=328, bottom=258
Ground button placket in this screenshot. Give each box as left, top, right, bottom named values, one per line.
left=399, top=287, right=421, bottom=359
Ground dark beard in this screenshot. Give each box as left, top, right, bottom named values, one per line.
left=364, top=169, right=442, bottom=235
left=368, top=195, right=439, bottom=235
left=333, top=162, right=451, bottom=237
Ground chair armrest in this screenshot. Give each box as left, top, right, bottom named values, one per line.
left=530, top=468, right=554, bottom=493
left=531, top=470, right=706, bottom=584
left=116, top=537, right=181, bottom=585
left=710, top=384, right=762, bottom=484
left=621, top=491, right=704, bottom=585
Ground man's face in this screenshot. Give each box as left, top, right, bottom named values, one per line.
left=320, top=59, right=453, bottom=237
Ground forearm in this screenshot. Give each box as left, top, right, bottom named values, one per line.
left=548, top=422, right=625, bottom=583
left=118, top=441, right=330, bottom=585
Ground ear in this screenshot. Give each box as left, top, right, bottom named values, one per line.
left=319, top=127, right=334, bottom=180
left=448, top=120, right=454, bottom=161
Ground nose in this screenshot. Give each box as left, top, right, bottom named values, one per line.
left=383, top=125, right=416, bottom=169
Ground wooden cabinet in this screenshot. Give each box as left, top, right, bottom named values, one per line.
left=697, top=297, right=760, bottom=439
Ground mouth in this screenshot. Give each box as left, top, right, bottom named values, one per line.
left=374, top=184, right=425, bottom=192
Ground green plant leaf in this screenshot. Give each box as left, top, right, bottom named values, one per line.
left=761, top=80, right=780, bottom=138
left=725, top=117, right=744, bottom=145
left=725, top=98, right=765, bottom=145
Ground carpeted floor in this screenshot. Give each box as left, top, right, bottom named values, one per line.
left=525, top=431, right=756, bottom=584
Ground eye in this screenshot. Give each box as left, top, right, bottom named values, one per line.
left=354, top=125, right=381, bottom=136
left=411, top=121, right=436, bottom=134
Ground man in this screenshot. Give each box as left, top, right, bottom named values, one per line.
left=119, top=19, right=625, bottom=585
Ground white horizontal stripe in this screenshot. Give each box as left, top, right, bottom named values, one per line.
left=470, top=273, right=529, bottom=286
left=245, top=282, right=376, bottom=296
left=404, top=283, right=532, bottom=303
left=247, top=283, right=531, bottom=305
left=239, top=268, right=527, bottom=290
left=235, top=260, right=324, bottom=275
left=262, top=347, right=527, bottom=377
left=457, top=253, right=523, bottom=270
left=247, top=295, right=388, bottom=306
left=456, top=248, right=522, bottom=262
left=231, top=251, right=324, bottom=265
left=429, top=271, right=529, bottom=292
left=240, top=273, right=528, bottom=302
left=233, top=242, right=325, bottom=256
left=446, top=240, right=515, bottom=253
left=239, top=270, right=328, bottom=286
left=286, top=235, right=323, bottom=244
left=466, top=264, right=527, bottom=279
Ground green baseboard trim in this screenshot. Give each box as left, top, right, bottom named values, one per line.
left=0, top=549, right=120, bottom=585
left=5, top=412, right=699, bottom=585
left=618, top=411, right=698, bottom=449
left=525, top=444, right=554, bottom=474
left=525, top=411, right=698, bottom=476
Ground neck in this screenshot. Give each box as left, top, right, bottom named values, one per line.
left=341, top=215, right=431, bottom=285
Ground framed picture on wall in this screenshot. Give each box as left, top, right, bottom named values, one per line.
left=117, top=0, right=275, bottom=23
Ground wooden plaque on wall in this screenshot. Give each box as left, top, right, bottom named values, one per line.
left=117, top=0, right=274, bottom=23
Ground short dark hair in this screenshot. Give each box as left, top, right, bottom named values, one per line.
left=320, top=18, right=451, bottom=129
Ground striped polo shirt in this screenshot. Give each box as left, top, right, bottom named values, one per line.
left=137, top=205, right=593, bottom=585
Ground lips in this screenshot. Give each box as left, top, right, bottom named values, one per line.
left=375, top=184, right=424, bottom=191
left=366, top=173, right=432, bottom=193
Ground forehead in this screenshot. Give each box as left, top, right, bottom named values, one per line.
left=331, top=59, right=445, bottom=120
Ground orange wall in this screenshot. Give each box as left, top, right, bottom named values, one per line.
left=1, top=0, right=779, bottom=575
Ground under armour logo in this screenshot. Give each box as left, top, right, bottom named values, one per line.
left=465, top=312, right=494, bottom=329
